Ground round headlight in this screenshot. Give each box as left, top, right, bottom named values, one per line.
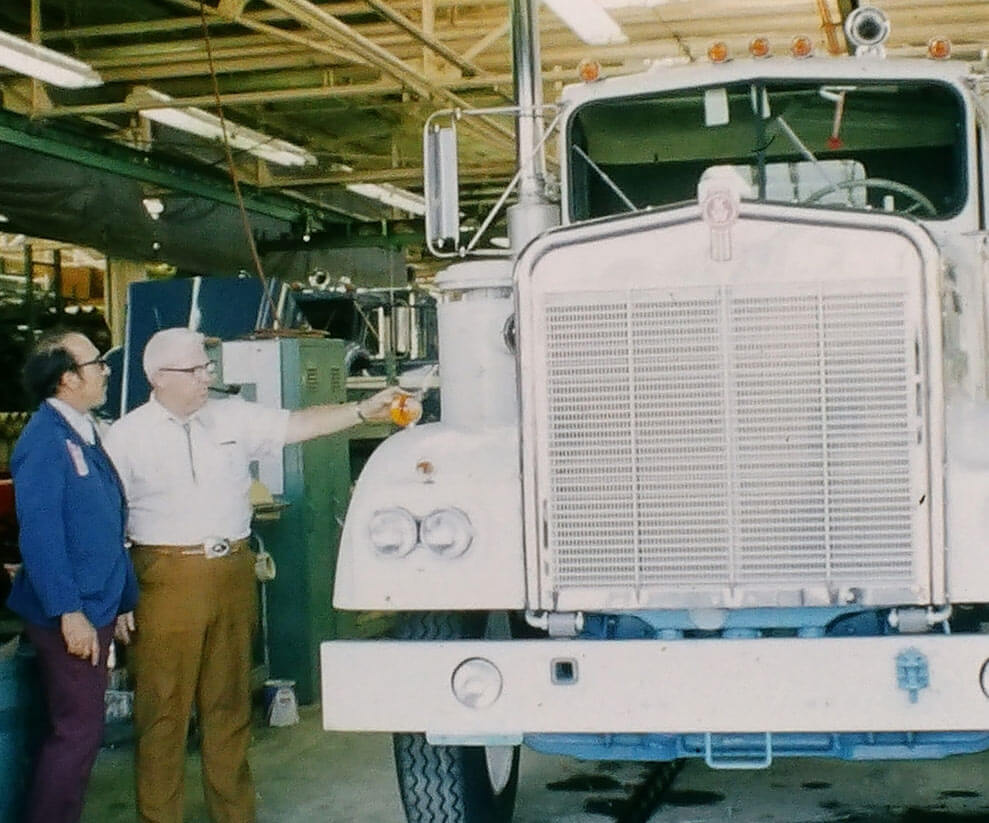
left=368, top=508, right=418, bottom=557
left=420, top=508, right=473, bottom=557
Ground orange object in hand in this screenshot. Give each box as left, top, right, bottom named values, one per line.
left=390, top=393, right=422, bottom=427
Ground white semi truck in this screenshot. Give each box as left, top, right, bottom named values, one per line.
left=321, top=3, right=989, bottom=821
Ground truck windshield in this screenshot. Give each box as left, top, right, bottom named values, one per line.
left=567, top=79, right=966, bottom=221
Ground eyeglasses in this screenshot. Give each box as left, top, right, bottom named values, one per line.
left=159, top=361, right=217, bottom=379
left=74, top=356, right=110, bottom=373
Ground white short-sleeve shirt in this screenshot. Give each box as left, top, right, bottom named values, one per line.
left=103, top=395, right=290, bottom=545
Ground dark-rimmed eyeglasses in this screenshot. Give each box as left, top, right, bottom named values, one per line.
left=159, top=361, right=217, bottom=379
left=74, top=356, right=110, bottom=373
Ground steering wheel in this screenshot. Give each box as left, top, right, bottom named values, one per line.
left=801, top=177, right=937, bottom=217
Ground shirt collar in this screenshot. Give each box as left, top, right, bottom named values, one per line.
left=148, top=394, right=210, bottom=428
left=48, top=397, right=96, bottom=445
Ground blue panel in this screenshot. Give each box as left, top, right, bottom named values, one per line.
left=115, top=276, right=294, bottom=416
left=525, top=731, right=989, bottom=764
left=580, top=607, right=892, bottom=638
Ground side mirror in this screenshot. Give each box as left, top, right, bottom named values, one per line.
left=424, top=123, right=460, bottom=253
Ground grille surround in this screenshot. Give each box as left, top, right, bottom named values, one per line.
left=518, top=208, right=938, bottom=611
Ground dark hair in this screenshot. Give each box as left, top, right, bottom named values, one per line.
left=22, top=330, right=80, bottom=406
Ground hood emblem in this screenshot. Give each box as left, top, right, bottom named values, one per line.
left=701, top=187, right=740, bottom=263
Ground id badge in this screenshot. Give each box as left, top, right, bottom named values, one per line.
left=66, top=440, right=89, bottom=477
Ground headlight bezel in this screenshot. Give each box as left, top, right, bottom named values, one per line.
left=419, top=507, right=474, bottom=558
left=367, top=507, right=419, bottom=557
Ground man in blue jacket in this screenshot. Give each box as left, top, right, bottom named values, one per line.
left=7, top=330, right=138, bottom=823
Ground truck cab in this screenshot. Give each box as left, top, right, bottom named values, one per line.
left=322, top=7, right=989, bottom=822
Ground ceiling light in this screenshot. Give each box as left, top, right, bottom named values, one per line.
left=141, top=197, right=165, bottom=220
left=542, top=0, right=627, bottom=46
left=346, top=183, right=426, bottom=216
left=129, top=87, right=316, bottom=168
left=0, top=29, right=102, bottom=88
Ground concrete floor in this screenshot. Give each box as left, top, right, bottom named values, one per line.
left=82, top=705, right=989, bottom=823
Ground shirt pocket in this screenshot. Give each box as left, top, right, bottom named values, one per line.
left=130, top=434, right=194, bottom=492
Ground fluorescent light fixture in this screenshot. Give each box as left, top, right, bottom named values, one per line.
left=0, top=28, right=102, bottom=88
left=346, top=183, right=426, bottom=217
left=130, top=87, right=316, bottom=168
left=542, top=0, right=627, bottom=46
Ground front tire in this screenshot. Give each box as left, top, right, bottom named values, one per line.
left=393, top=612, right=520, bottom=823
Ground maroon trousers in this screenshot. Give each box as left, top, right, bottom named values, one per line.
left=23, top=621, right=114, bottom=823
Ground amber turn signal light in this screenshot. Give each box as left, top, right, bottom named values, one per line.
left=390, top=393, right=423, bottom=427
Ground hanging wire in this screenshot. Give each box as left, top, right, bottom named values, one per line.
left=197, top=1, right=281, bottom=330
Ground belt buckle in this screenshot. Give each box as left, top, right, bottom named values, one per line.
left=203, top=537, right=231, bottom=559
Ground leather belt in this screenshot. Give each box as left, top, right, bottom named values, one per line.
left=134, top=537, right=249, bottom=559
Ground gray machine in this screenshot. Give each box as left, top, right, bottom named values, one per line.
left=221, top=336, right=349, bottom=705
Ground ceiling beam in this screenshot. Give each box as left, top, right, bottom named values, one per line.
left=153, top=0, right=517, bottom=155
left=364, top=0, right=482, bottom=77
left=40, top=65, right=596, bottom=118
left=463, top=18, right=510, bottom=61
left=161, top=0, right=370, bottom=70
left=262, top=161, right=518, bottom=187
left=43, top=1, right=506, bottom=41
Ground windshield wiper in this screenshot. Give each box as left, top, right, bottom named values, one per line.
left=571, top=144, right=638, bottom=213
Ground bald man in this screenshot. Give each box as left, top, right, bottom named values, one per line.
left=103, top=328, right=400, bottom=823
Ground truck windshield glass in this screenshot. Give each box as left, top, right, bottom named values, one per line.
left=568, top=80, right=965, bottom=221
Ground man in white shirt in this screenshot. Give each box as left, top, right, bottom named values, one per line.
left=103, top=327, right=399, bottom=823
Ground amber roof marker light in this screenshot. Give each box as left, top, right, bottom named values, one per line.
left=577, top=58, right=602, bottom=83
left=790, top=35, right=814, bottom=59
left=927, top=37, right=951, bottom=60
left=749, top=37, right=771, bottom=59
left=707, top=41, right=730, bottom=64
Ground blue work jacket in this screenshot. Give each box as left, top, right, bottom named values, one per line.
left=6, top=402, right=138, bottom=629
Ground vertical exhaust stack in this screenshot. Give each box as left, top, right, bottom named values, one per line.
left=508, top=0, right=561, bottom=252
left=431, top=0, right=560, bottom=432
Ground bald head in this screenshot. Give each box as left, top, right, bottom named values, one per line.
left=143, top=328, right=214, bottom=418
left=143, top=328, right=206, bottom=382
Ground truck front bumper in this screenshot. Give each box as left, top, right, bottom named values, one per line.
left=321, top=635, right=989, bottom=741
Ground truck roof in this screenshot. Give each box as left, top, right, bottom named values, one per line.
left=559, top=56, right=976, bottom=108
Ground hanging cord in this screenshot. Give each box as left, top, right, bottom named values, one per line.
left=198, top=1, right=281, bottom=329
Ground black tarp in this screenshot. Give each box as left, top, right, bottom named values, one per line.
left=0, top=143, right=294, bottom=275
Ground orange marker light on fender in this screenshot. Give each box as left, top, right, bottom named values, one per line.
left=390, top=393, right=423, bottom=427
left=707, top=41, right=730, bottom=64
left=927, top=37, right=951, bottom=60
left=790, top=35, right=814, bottom=58
left=577, top=58, right=601, bottom=83
left=749, top=37, right=771, bottom=58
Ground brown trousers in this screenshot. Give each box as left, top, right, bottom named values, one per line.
left=131, top=547, right=257, bottom=823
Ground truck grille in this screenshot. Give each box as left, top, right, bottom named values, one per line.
left=542, top=281, right=921, bottom=603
